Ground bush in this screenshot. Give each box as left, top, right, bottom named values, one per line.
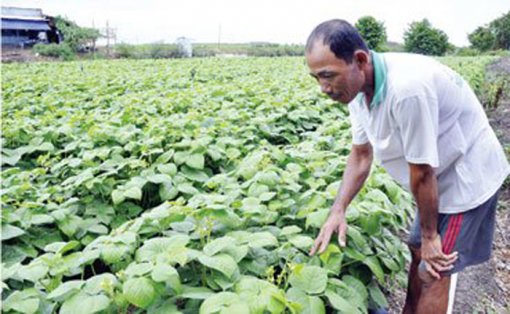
left=468, top=26, right=495, bottom=52
left=468, top=11, right=510, bottom=52
left=484, top=49, right=510, bottom=57
left=55, top=16, right=101, bottom=53
left=355, top=16, right=387, bottom=51
left=115, top=43, right=137, bottom=58
left=33, top=43, right=75, bottom=60
left=148, top=43, right=180, bottom=59
left=453, top=47, right=480, bottom=56
left=403, top=19, right=450, bottom=56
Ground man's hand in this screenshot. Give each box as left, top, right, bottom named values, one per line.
left=420, top=234, right=458, bottom=280
left=309, top=211, right=347, bottom=256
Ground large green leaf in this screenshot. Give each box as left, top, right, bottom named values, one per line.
left=151, top=263, right=181, bottom=292
left=199, top=292, right=250, bottom=314
left=84, top=273, right=118, bottom=295
left=368, top=282, right=389, bottom=309
left=197, top=253, right=238, bottom=278
left=247, top=232, right=278, bottom=249
left=123, top=277, right=156, bottom=309
left=288, top=265, right=328, bottom=295
left=186, top=153, right=205, bottom=169
left=159, top=181, right=179, bottom=201
left=235, top=276, right=286, bottom=314
left=180, top=166, right=209, bottom=182
left=60, top=293, right=110, bottom=314
left=123, top=186, right=142, bottom=201
left=47, top=280, right=84, bottom=301
left=100, top=244, right=130, bottom=264
left=280, top=225, right=302, bottom=237
left=2, top=224, right=25, bottom=240
left=157, top=163, right=177, bottom=176
left=305, top=209, right=329, bottom=229
left=203, top=236, right=237, bottom=256
left=288, top=235, right=314, bottom=250
left=177, top=182, right=200, bottom=195
left=2, top=289, right=40, bottom=314
left=286, top=287, right=325, bottom=314
left=362, top=256, right=385, bottom=283
left=148, top=299, right=182, bottom=314
left=324, top=288, right=360, bottom=314
left=136, top=235, right=189, bottom=264
left=125, top=262, right=153, bottom=277
left=180, top=286, right=215, bottom=299
left=17, top=262, right=48, bottom=283
left=147, top=173, right=172, bottom=184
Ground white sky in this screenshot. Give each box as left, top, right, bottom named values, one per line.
left=3, top=0, right=509, bottom=47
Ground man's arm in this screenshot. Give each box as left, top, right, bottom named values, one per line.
left=310, top=142, right=373, bottom=255
left=409, top=163, right=458, bottom=279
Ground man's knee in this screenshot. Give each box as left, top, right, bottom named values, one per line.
left=417, top=276, right=451, bottom=314
left=421, top=275, right=450, bottom=290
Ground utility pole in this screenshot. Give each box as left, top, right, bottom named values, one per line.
left=218, top=23, right=221, bottom=50
left=106, top=20, right=110, bottom=57
left=102, top=21, right=117, bottom=58
left=92, top=19, right=96, bottom=56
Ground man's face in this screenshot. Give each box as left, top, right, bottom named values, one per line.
left=306, top=41, right=364, bottom=104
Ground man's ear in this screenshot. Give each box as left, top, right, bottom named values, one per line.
left=353, top=50, right=369, bottom=67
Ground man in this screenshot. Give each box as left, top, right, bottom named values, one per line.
left=306, top=19, right=509, bottom=313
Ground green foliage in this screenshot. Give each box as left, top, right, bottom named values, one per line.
left=468, top=26, right=496, bottom=52
left=3, top=56, right=496, bottom=312
left=489, top=11, right=510, bottom=50
left=355, top=16, right=388, bottom=51
left=468, top=11, right=510, bottom=52
left=112, top=42, right=304, bottom=59
left=55, top=16, right=101, bottom=52
left=33, top=43, right=75, bottom=60
left=453, top=47, right=480, bottom=57
left=148, top=42, right=182, bottom=59
left=114, top=43, right=137, bottom=59
left=3, top=55, right=501, bottom=313
left=403, top=19, right=450, bottom=56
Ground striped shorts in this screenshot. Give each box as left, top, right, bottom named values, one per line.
left=408, top=190, right=499, bottom=275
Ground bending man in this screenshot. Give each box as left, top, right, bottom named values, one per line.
left=306, top=19, right=509, bottom=313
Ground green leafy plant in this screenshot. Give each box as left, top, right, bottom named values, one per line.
left=2, top=55, right=493, bottom=313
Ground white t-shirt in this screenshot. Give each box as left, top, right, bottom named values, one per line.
left=349, top=52, right=510, bottom=214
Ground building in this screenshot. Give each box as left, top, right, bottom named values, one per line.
left=1, top=6, right=61, bottom=48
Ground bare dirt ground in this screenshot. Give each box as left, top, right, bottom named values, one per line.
left=388, top=57, right=510, bottom=314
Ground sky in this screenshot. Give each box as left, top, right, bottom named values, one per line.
left=3, top=0, right=510, bottom=47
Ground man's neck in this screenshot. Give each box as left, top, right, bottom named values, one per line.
left=362, top=60, right=375, bottom=109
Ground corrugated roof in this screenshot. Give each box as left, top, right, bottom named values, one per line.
left=1, top=7, right=44, bottom=18
left=2, top=18, right=50, bottom=31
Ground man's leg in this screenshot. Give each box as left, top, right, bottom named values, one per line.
left=403, top=245, right=455, bottom=314
left=403, top=245, right=423, bottom=314
left=416, top=275, right=451, bottom=314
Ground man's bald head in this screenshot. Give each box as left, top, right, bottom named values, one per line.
left=306, top=19, right=369, bottom=64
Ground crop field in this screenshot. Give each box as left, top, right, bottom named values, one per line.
left=0, top=56, right=496, bottom=313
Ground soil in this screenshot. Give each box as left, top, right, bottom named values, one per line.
left=388, top=57, right=510, bottom=314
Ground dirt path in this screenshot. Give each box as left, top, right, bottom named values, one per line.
left=388, top=57, right=510, bottom=314
left=478, top=56, right=510, bottom=313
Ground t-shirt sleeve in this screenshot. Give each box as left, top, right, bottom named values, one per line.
left=348, top=105, right=369, bottom=145
left=392, top=95, right=439, bottom=167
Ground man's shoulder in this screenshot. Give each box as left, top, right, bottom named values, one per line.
left=383, top=53, right=440, bottom=100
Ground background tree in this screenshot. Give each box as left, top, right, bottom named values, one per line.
left=355, top=16, right=387, bottom=51
left=403, top=19, right=450, bottom=56
left=468, top=11, right=510, bottom=52
left=55, top=16, right=101, bottom=52
left=490, top=11, right=510, bottom=50
left=468, top=26, right=496, bottom=52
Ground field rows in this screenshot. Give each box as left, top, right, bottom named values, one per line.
left=1, top=56, right=493, bottom=313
